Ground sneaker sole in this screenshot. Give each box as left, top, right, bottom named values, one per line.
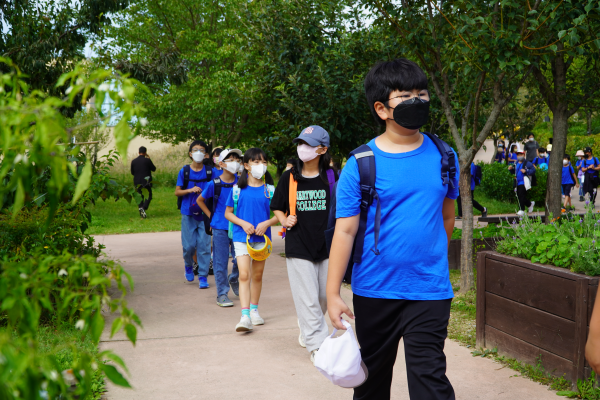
left=299, top=333, right=306, bottom=348
left=251, top=319, right=264, bottom=325
left=199, top=286, right=210, bottom=289
left=217, top=302, right=234, bottom=307
left=236, top=325, right=253, bottom=332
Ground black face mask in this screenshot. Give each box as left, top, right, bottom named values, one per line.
left=391, top=97, right=430, bottom=130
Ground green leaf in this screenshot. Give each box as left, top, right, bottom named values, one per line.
left=558, top=236, right=569, bottom=244
left=100, top=364, right=131, bottom=388
left=99, top=351, right=129, bottom=373
left=124, top=324, right=137, bottom=345
left=91, top=311, right=105, bottom=343
left=111, top=317, right=124, bottom=337
left=72, top=160, right=93, bottom=205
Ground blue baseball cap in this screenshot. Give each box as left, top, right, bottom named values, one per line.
left=190, top=202, right=203, bottom=221
left=293, top=125, right=330, bottom=147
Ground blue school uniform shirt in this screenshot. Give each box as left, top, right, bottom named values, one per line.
left=202, top=176, right=238, bottom=230
left=214, top=169, right=223, bottom=178
left=226, top=185, right=272, bottom=243
left=176, top=166, right=218, bottom=216
left=495, top=152, right=505, bottom=163
left=470, top=163, right=477, bottom=190
left=515, top=161, right=535, bottom=185
left=335, top=135, right=460, bottom=301
left=562, top=165, right=575, bottom=185
left=508, top=152, right=517, bottom=165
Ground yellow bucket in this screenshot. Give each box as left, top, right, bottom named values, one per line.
left=246, top=235, right=273, bottom=261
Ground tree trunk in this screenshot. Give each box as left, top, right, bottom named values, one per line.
left=546, top=108, right=568, bottom=218
left=459, top=164, right=475, bottom=294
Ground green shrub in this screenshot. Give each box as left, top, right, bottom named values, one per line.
left=528, top=168, right=548, bottom=204
left=479, top=162, right=515, bottom=203
left=496, top=207, right=600, bottom=275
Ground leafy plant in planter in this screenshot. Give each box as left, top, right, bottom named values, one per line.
left=496, top=207, right=600, bottom=275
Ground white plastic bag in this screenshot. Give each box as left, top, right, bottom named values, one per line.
left=314, top=320, right=368, bottom=388
left=524, top=176, right=531, bottom=191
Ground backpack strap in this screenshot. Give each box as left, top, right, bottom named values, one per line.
left=326, top=168, right=336, bottom=195
left=422, top=132, right=456, bottom=188
left=351, top=144, right=380, bottom=262
left=228, top=185, right=241, bottom=240
left=212, top=178, right=222, bottom=217
left=177, top=165, right=192, bottom=210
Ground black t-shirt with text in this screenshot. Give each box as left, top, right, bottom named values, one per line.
left=271, top=170, right=332, bottom=263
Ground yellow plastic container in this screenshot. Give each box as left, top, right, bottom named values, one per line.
left=246, top=235, right=273, bottom=261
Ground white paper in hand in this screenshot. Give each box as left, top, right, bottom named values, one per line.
left=314, top=320, right=368, bottom=388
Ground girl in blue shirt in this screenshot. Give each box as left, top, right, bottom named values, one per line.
left=508, top=144, right=518, bottom=165
left=562, top=155, right=579, bottom=211
left=225, top=148, right=279, bottom=332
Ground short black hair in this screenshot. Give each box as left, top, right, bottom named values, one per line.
left=528, top=133, right=535, bottom=138
left=364, top=58, right=429, bottom=126
left=139, top=146, right=147, bottom=154
left=212, top=148, right=223, bottom=157
left=564, top=154, right=571, bottom=160
left=287, top=158, right=296, bottom=164
left=238, top=148, right=273, bottom=189
left=538, top=146, right=546, bottom=152
left=188, top=140, right=208, bottom=160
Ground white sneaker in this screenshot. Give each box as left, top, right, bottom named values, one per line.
left=517, top=210, right=525, bottom=216
left=298, top=320, right=306, bottom=348
left=235, top=315, right=253, bottom=332
left=310, top=349, right=318, bottom=365
left=250, top=309, right=264, bottom=325
left=528, top=201, right=535, bottom=214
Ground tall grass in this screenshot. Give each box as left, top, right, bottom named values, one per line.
left=108, top=143, right=190, bottom=187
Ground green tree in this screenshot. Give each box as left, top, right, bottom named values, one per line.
left=98, top=0, right=260, bottom=147
left=0, top=0, right=130, bottom=116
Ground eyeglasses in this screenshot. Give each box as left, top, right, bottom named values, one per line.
left=385, top=91, right=430, bottom=106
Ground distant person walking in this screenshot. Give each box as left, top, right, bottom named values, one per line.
left=576, top=150, right=586, bottom=201
left=456, top=163, right=487, bottom=219
left=509, top=145, right=536, bottom=216
left=524, top=134, right=539, bottom=162
left=131, top=146, right=156, bottom=219
left=562, top=155, right=579, bottom=211
left=581, top=147, right=600, bottom=207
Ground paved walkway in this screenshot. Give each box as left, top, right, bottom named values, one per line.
left=96, top=232, right=558, bottom=399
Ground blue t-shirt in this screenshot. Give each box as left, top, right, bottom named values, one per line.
left=583, top=157, right=599, bottom=175
left=335, top=136, right=460, bottom=300
left=515, top=161, right=534, bottom=185
left=508, top=152, right=517, bottom=165
left=202, top=176, right=238, bottom=230
left=214, top=169, right=223, bottom=178
left=226, top=185, right=272, bottom=243
left=495, top=152, right=505, bottom=163
left=534, top=156, right=549, bottom=166
left=562, top=165, right=575, bottom=185
left=176, top=166, right=218, bottom=216
left=470, top=163, right=477, bottom=190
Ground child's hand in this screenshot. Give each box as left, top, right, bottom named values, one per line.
left=521, top=169, right=526, bottom=173
left=255, top=221, right=271, bottom=236
left=285, top=215, right=297, bottom=228
left=242, top=222, right=255, bottom=235
left=577, top=183, right=580, bottom=188
left=328, top=294, right=355, bottom=330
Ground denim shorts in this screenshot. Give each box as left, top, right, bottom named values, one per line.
left=233, top=241, right=266, bottom=257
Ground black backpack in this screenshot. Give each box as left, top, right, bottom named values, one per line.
left=473, top=164, right=483, bottom=186
left=202, top=177, right=236, bottom=235
left=324, top=132, right=456, bottom=284
left=177, top=165, right=213, bottom=210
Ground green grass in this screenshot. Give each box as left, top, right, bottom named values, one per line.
left=456, top=189, right=545, bottom=217
left=87, top=186, right=181, bottom=235
left=36, top=320, right=106, bottom=399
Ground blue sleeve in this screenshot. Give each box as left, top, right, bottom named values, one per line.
left=446, top=149, right=460, bottom=200
left=176, top=167, right=185, bottom=187
left=335, top=156, right=361, bottom=218
left=226, top=189, right=234, bottom=208
left=526, top=162, right=536, bottom=176
left=203, top=181, right=214, bottom=200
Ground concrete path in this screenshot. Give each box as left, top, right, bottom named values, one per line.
left=96, top=232, right=558, bottom=399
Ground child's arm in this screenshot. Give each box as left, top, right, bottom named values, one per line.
left=225, top=206, right=255, bottom=235
left=273, top=210, right=297, bottom=228
left=197, top=194, right=211, bottom=219
left=255, top=216, right=279, bottom=236
left=442, top=198, right=455, bottom=247
left=326, top=214, right=359, bottom=331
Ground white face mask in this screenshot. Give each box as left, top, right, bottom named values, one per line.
left=563, top=160, right=569, bottom=165
left=191, top=150, right=205, bottom=163
left=250, top=164, right=267, bottom=180
left=224, top=161, right=240, bottom=174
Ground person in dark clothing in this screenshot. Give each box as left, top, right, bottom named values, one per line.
left=131, top=146, right=156, bottom=218
left=523, top=133, right=539, bottom=162
left=456, top=163, right=487, bottom=219
left=581, top=147, right=600, bottom=207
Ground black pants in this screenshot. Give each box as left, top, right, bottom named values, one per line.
left=516, top=184, right=531, bottom=211
left=457, top=190, right=484, bottom=217
left=136, top=185, right=152, bottom=210
left=353, top=295, right=455, bottom=400
left=583, top=174, right=598, bottom=204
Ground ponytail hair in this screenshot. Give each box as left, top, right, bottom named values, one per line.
left=292, top=148, right=337, bottom=184
left=237, top=147, right=274, bottom=189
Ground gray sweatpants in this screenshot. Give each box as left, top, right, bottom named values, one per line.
left=286, top=257, right=329, bottom=353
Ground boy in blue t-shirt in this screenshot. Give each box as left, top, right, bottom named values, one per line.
left=326, top=59, right=459, bottom=400
left=197, top=149, right=242, bottom=307
left=175, top=140, right=218, bottom=289
left=561, top=155, right=579, bottom=211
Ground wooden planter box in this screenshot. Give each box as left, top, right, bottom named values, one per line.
left=476, top=251, right=599, bottom=382
left=447, top=238, right=501, bottom=270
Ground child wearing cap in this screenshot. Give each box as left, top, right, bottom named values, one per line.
left=581, top=147, right=600, bottom=206
left=175, top=140, right=218, bottom=288
left=271, top=125, right=338, bottom=365
left=509, top=146, right=536, bottom=216
left=225, top=148, right=279, bottom=332
left=562, top=155, right=579, bottom=211
left=327, top=59, right=459, bottom=400
left=197, top=149, right=243, bottom=307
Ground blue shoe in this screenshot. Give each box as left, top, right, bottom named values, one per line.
left=199, top=276, right=209, bottom=289
left=185, top=266, right=194, bottom=282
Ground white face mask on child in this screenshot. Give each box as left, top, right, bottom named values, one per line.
left=191, top=151, right=205, bottom=163
left=250, top=164, right=267, bottom=180
left=224, top=161, right=240, bottom=174
left=563, top=160, right=569, bottom=165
